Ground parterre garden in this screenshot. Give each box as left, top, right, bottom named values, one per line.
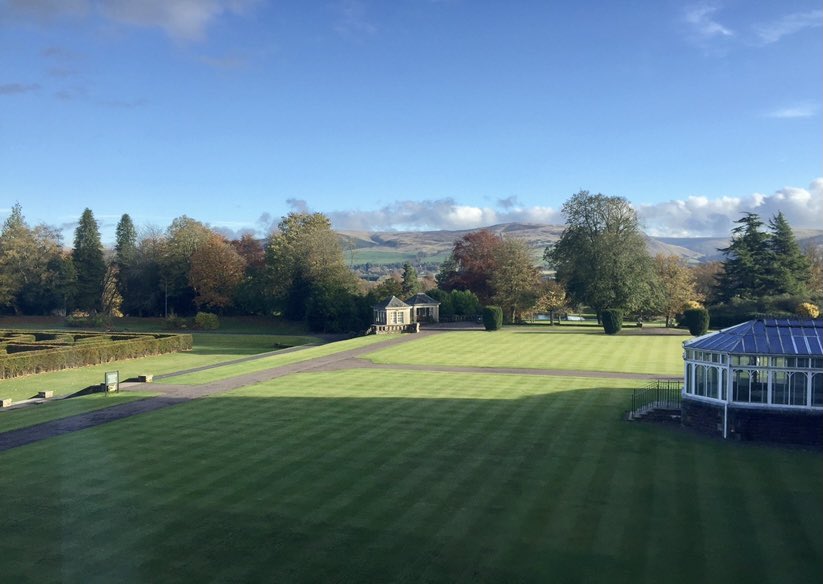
left=0, top=327, right=820, bottom=583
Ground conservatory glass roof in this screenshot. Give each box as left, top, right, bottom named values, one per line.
left=684, top=319, right=823, bottom=356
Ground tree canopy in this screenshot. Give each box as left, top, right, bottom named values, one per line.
left=545, top=191, right=656, bottom=316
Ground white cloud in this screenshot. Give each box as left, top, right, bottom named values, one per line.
left=765, top=103, right=819, bottom=119
left=0, top=0, right=260, bottom=41
left=638, top=179, right=823, bottom=237
left=754, top=10, right=822, bottom=44
left=684, top=3, right=734, bottom=39
left=324, top=198, right=561, bottom=231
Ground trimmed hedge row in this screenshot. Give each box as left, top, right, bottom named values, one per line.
left=0, top=333, right=193, bottom=380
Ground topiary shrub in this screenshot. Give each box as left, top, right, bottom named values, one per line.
left=194, top=312, right=220, bottom=330
left=683, top=307, right=709, bottom=336
left=601, top=309, right=623, bottom=335
left=482, top=306, right=503, bottom=331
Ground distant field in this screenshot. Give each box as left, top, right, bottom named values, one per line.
left=0, top=369, right=818, bottom=582
left=364, top=329, right=689, bottom=376
left=349, top=249, right=449, bottom=266
left=0, top=333, right=318, bottom=401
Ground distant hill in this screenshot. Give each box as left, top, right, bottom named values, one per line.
left=338, top=223, right=823, bottom=269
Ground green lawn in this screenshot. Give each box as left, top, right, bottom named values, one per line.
left=0, top=392, right=156, bottom=433
left=364, top=329, right=689, bottom=375
left=0, top=369, right=819, bottom=583
left=167, top=334, right=391, bottom=384
left=0, top=333, right=317, bottom=401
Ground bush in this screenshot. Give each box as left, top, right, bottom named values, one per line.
left=194, top=312, right=220, bottom=330
left=601, top=309, right=623, bottom=335
left=482, top=306, right=503, bottom=331
left=683, top=307, right=710, bottom=336
left=796, top=302, right=820, bottom=319
left=65, top=314, right=110, bottom=328
left=163, top=313, right=189, bottom=330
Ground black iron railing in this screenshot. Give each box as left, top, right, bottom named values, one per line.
left=629, top=379, right=682, bottom=420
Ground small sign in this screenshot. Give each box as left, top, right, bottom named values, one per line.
left=104, top=370, right=120, bottom=393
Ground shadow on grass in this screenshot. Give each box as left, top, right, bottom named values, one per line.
left=2, top=388, right=819, bottom=584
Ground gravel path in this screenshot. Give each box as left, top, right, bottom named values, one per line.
left=0, top=329, right=675, bottom=452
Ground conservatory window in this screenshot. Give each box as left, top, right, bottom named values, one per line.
left=812, top=373, right=823, bottom=407
left=772, top=371, right=789, bottom=405
left=733, top=370, right=750, bottom=402
left=789, top=372, right=807, bottom=406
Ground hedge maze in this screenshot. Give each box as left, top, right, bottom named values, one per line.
left=0, top=330, right=193, bottom=380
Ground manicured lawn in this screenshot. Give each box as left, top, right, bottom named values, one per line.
left=0, top=392, right=156, bottom=433
left=0, top=370, right=818, bottom=583
left=364, top=329, right=689, bottom=375
left=167, top=335, right=391, bottom=384
left=0, top=333, right=317, bottom=401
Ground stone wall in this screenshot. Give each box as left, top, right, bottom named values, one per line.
left=682, top=397, right=823, bottom=447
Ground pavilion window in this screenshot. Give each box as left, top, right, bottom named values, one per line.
left=812, top=373, right=823, bottom=407
left=789, top=372, right=807, bottom=406
left=772, top=371, right=789, bottom=405
left=733, top=370, right=750, bottom=402
left=695, top=365, right=706, bottom=396
left=721, top=369, right=728, bottom=400
left=685, top=363, right=693, bottom=394
left=707, top=367, right=719, bottom=399
left=750, top=370, right=768, bottom=403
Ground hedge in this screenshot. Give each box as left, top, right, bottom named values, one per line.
left=0, top=332, right=192, bottom=380
left=601, top=309, right=623, bottom=335
left=482, top=306, right=503, bottom=331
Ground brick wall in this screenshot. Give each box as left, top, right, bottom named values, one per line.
left=681, top=397, right=823, bottom=448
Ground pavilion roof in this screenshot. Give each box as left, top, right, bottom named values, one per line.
left=684, top=319, right=823, bottom=356
left=405, top=293, right=440, bottom=306
left=372, top=295, right=410, bottom=309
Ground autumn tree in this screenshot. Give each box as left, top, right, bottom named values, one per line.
left=545, top=191, right=657, bottom=317
left=161, top=216, right=213, bottom=315
left=805, top=246, right=823, bottom=299
left=691, top=261, right=723, bottom=305
left=265, top=212, right=355, bottom=321
left=0, top=204, right=73, bottom=314
left=438, top=230, right=503, bottom=303
left=653, top=254, right=701, bottom=327
left=491, top=238, right=540, bottom=322
left=231, top=234, right=269, bottom=314
left=189, top=233, right=246, bottom=311
left=534, top=280, right=568, bottom=324
left=72, top=208, right=106, bottom=312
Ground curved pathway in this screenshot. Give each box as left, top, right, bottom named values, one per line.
left=0, top=330, right=675, bottom=452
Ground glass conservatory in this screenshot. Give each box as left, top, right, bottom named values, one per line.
left=681, top=319, right=823, bottom=444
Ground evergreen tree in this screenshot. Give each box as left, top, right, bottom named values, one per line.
left=115, top=214, right=137, bottom=266
left=401, top=262, right=420, bottom=297
left=715, top=213, right=771, bottom=302
left=766, top=212, right=810, bottom=296
left=72, top=208, right=106, bottom=312
left=114, top=214, right=138, bottom=314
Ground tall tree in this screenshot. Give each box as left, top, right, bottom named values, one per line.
left=162, top=216, right=213, bottom=315
left=715, top=213, right=771, bottom=302
left=265, top=212, right=355, bottom=321
left=0, top=204, right=71, bottom=314
left=691, top=261, right=723, bottom=305
left=653, top=254, right=701, bottom=327
left=766, top=212, right=810, bottom=296
left=534, top=280, right=568, bottom=324
left=491, top=238, right=540, bottom=322
left=72, top=208, right=106, bottom=312
left=401, top=262, right=420, bottom=298
left=115, top=214, right=138, bottom=266
left=805, top=246, right=823, bottom=299
left=189, top=233, right=246, bottom=311
left=438, top=230, right=503, bottom=303
left=114, top=214, right=138, bottom=312
left=545, top=191, right=656, bottom=317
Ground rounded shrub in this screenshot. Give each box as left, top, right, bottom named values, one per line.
left=601, top=309, right=623, bottom=335
left=194, top=312, right=220, bottom=330
left=482, top=306, right=503, bottom=331
left=683, top=307, right=709, bottom=336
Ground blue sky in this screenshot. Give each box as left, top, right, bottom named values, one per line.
left=1, top=0, right=821, bottom=244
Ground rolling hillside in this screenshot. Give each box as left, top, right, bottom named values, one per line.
left=339, top=222, right=823, bottom=267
